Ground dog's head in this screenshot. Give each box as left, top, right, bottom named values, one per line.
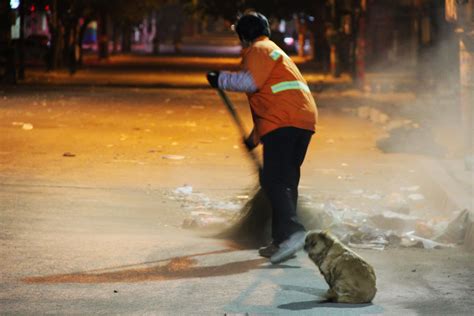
left=304, top=230, right=335, bottom=259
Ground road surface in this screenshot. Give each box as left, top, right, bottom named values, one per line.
left=1, top=71, right=473, bottom=315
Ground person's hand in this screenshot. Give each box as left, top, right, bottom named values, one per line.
left=206, top=71, right=220, bottom=88
left=243, top=135, right=257, bottom=151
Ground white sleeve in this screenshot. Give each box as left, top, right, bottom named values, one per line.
left=218, top=70, right=258, bottom=93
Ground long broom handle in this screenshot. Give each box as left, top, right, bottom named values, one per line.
left=216, top=88, right=262, bottom=171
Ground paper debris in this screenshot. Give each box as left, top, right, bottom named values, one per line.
left=174, top=185, right=193, bottom=195
left=162, top=155, right=185, bottom=160
left=22, top=123, right=33, bottom=130
left=408, top=194, right=425, bottom=201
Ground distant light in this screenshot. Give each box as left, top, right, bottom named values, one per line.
left=308, top=16, right=315, bottom=22
left=284, top=37, right=294, bottom=46
left=45, top=5, right=50, bottom=11
left=10, top=0, right=19, bottom=9
left=30, top=5, right=35, bottom=12
left=278, top=20, right=286, bottom=33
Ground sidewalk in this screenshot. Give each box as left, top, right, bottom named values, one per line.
left=20, top=54, right=352, bottom=90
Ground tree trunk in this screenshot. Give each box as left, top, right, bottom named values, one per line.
left=295, top=17, right=306, bottom=58
left=460, top=38, right=474, bottom=170
left=18, top=0, right=25, bottom=80
left=1, top=1, right=16, bottom=83
left=330, top=43, right=340, bottom=77
left=62, top=21, right=72, bottom=65
left=311, top=2, right=330, bottom=69
left=112, top=23, right=120, bottom=54
left=355, top=0, right=367, bottom=88
left=47, top=0, right=64, bottom=70
left=121, top=25, right=132, bottom=53
left=68, top=20, right=78, bottom=75
left=458, top=0, right=474, bottom=170
left=98, top=11, right=109, bottom=60
left=78, top=18, right=91, bottom=67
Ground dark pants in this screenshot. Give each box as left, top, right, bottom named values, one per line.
left=261, top=127, right=313, bottom=244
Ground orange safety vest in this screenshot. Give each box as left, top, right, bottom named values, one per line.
left=242, top=36, right=318, bottom=142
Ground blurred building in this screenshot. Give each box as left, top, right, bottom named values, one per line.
left=363, top=0, right=456, bottom=72
left=10, top=3, right=50, bottom=40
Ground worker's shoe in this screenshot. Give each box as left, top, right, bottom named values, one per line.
left=270, top=231, right=306, bottom=264
left=258, top=243, right=279, bottom=258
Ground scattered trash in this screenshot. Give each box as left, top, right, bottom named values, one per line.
left=337, top=175, right=354, bottom=181
left=356, top=106, right=390, bottom=124
left=400, top=185, right=420, bottom=192
left=22, top=123, right=34, bottom=130
left=415, top=221, right=435, bottom=238
left=408, top=193, right=425, bottom=201
left=63, top=152, right=76, bottom=157
left=212, top=201, right=241, bottom=212
left=170, top=185, right=245, bottom=231
left=400, top=238, right=424, bottom=248
left=182, top=215, right=228, bottom=229
left=162, top=155, right=185, bottom=160
left=174, top=185, right=193, bottom=195
left=348, top=242, right=385, bottom=251
left=364, top=194, right=382, bottom=200
left=465, top=217, right=474, bottom=252
left=370, top=108, right=390, bottom=124
left=384, top=193, right=410, bottom=214
left=403, top=232, right=454, bottom=249
left=369, top=211, right=419, bottom=232
left=385, top=120, right=409, bottom=131
left=12, top=122, right=24, bottom=126
left=173, top=180, right=467, bottom=252
left=357, top=106, right=370, bottom=119
left=434, top=209, right=473, bottom=245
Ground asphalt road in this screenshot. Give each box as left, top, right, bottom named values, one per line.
left=1, top=81, right=473, bottom=315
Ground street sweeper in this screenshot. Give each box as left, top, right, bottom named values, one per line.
left=206, top=11, right=318, bottom=264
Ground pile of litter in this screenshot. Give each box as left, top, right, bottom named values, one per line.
left=171, top=185, right=473, bottom=251
left=299, top=198, right=473, bottom=251
left=168, top=185, right=244, bottom=230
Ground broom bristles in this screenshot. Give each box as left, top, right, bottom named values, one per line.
left=215, top=185, right=272, bottom=248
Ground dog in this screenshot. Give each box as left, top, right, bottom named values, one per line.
left=304, top=230, right=377, bottom=304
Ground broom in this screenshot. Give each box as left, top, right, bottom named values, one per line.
left=214, top=89, right=272, bottom=247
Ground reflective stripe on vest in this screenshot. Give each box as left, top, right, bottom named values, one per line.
left=269, top=50, right=282, bottom=61
left=271, top=81, right=310, bottom=94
